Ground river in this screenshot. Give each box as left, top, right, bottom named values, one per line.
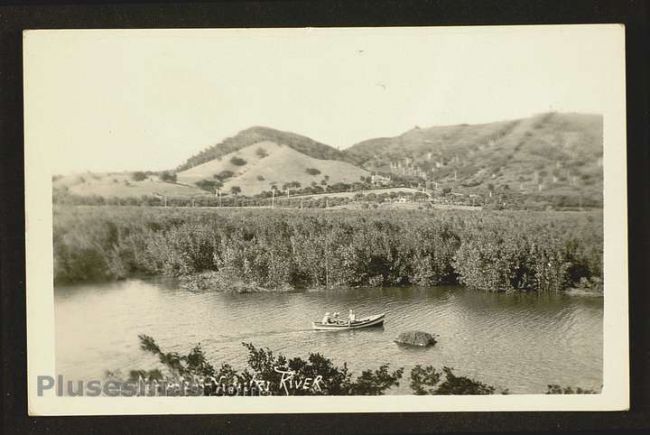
left=54, top=278, right=603, bottom=394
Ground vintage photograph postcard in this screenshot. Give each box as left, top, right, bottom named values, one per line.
left=24, top=24, right=628, bottom=415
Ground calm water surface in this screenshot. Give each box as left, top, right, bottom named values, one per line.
left=55, top=278, right=603, bottom=394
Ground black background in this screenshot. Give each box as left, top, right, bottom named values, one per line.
left=1, top=1, right=648, bottom=433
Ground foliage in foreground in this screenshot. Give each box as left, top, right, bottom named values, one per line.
left=117, top=335, right=596, bottom=396
left=409, top=365, right=496, bottom=395
left=131, top=334, right=404, bottom=396
left=129, top=335, right=498, bottom=395
left=53, top=206, right=602, bottom=293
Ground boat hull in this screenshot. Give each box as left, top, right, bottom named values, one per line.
left=312, top=313, right=385, bottom=330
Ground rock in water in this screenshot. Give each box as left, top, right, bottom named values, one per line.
left=394, top=331, right=437, bottom=347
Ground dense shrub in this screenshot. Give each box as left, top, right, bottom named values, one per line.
left=230, top=156, right=247, bottom=166
left=107, top=334, right=597, bottom=396
left=306, top=168, right=321, bottom=176
left=127, top=335, right=506, bottom=396
left=132, top=172, right=147, bottom=182
left=159, top=171, right=177, bottom=183
left=410, top=365, right=496, bottom=395
left=214, top=170, right=234, bottom=180
left=195, top=179, right=222, bottom=192
left=453, top=212, right=602, bottom=292
left=53, top=206, right=602, bottom=292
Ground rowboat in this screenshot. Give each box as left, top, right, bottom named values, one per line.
left=312, top=313, right=385, bottom=331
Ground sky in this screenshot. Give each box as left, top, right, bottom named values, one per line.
left=24, top=25, right=624, bottom=174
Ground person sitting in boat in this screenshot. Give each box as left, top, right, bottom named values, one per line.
left=322, top=312, right=332, bottom=324
left=333, top=312, right=340, bottom=323
left=348, top=309, right=356, bottom=324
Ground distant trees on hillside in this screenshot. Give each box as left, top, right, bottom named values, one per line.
left=160, top=171, right=177, bottom=183
left=305, top=168, right=321, bottom=176
left=195, top=179, right=220, bottom=192
left=283, top=181, right=301, bottom=197
left=256, top=147, right=268, bottom=158
left=230, top=156, right=247, bottom=166
left=213, top=170, right=234, bottom=181
left=132, top=172, right=147, bottom=182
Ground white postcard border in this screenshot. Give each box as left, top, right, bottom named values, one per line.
left=24, top=24, right=628, bottom=415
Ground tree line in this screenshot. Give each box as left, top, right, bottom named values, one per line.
left=53, top=206, right=603, bottom=293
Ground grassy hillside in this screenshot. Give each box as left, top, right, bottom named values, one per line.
left=177, top=140, right=369, bottom=196
left=52, top=112, right=603, bottom=208
left=177, top=126, right=352, bottom=171
left=347, top=112, right=603, bottom=203
left=218, top=145, right=368, bottom=196
left=177, top=140, right=283, bottom=185
left=53, top=172, right=207, bottom=199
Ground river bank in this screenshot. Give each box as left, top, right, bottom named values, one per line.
left=53, top=206, right=603, bottom=293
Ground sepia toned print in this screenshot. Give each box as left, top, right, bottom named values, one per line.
left=24, top=25, right=628, bottom=414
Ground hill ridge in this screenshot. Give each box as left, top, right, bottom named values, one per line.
left=54, top=112, right=604, bottom=208
left=177, top=126, right=351, bottom=172
left=345, top=111, right=603, bottom=204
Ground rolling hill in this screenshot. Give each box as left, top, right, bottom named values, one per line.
left=53, top=112, right=603, bottom=207
left=347, top=112, right=603, bottom=200
left=177, top=126, right=354, bottom=171
left=53, top=172, right=207, bottom=198
left=176, top=139, right=369, bottom=196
